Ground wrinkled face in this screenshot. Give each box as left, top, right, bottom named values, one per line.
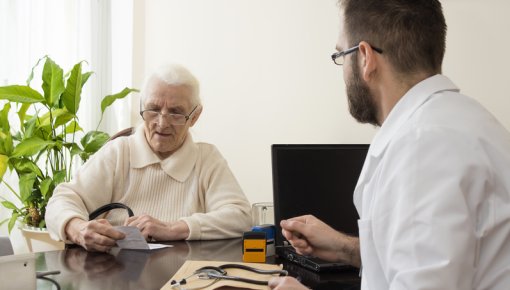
left=338, top=8, right=379, bottom=126
left=142, top=79, right=199, bottom=159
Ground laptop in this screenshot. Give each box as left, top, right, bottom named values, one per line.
left=271, top=144, right=368, bottom=272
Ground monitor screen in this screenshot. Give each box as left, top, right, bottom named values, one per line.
left=271, top=144, right=368, bottom=247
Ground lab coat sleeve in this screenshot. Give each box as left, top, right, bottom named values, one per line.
left=371, top=126, right=487, bottom=289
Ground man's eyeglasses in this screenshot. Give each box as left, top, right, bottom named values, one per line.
left=140, top=105, right=199, bottom=125
left=331, top=44, right=383, bottom=66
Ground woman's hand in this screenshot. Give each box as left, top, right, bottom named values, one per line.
left=124, top=214, right=190, bottom=241
left=65, top=218, right=125, bottom=253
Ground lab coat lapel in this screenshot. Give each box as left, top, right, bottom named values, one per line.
left=353, top=74, right=459, bottom=217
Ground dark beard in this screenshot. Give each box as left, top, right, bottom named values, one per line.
left=346, top=57, right=379, bottom=126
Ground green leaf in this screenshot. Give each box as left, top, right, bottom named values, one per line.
left=101, top=87, right=139, bottom=114
left=12, top=137, right=54, bottom=158
left=62, top=62, right=83, bottom=114
left=23, top=115, right=38, bottom=139
left=53, top=170, right=67, bottom=186
left=81, top=71, right=93, bottom=88
left=8, top=212, right=19, bottom=234
left=54, top=112, right=74, bottom=129
left=0, top=103, right=13, bottom=155
left=38, top=108, right=68, bottom=127
left=0, top=154, right=10, bottom=179
left=81, top=131, right=109, bottom=154
left=26, top=56, right=46, bottom=86
left=38, top=108, right=74, bottom=129
left=1, top=201, right=19, bottom=211
left=64, top=120, right=83, bottom=134
left=54, top=140, right=63, bottom=151
left=17, top=103, right=31, bottom=128
left=70, top=143, right=83, bottom=158
left=0, top=133, right=13, bottom=156
left=79, top=152, right=91, bottom=162
left=40, top=178, right=53, bottom=198
left=42, top=57, right=65, bottom=107
left=11, top=158, right=43, bottom=177
left=0, top=102, right=10, bottom=132
left=0, top=85, right=45, bottom=103
left=19, top=173, right=37, bottom=202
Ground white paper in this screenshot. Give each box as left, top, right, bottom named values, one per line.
left=148, top=243, right=171, bottom=250
left=114, top=226, right=173, bottom=250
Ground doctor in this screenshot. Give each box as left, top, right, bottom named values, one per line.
left=269, top=0, right=510, bottom=289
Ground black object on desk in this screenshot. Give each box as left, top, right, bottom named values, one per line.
left=271, top=144, right=368, bottom=272
left=280, top=258, right=361, bottom=290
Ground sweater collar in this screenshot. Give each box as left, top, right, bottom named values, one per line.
left=129, top=124, right=198, bottom=182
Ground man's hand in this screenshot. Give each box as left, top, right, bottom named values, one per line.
left=281, top=214, right=361, bottom=268
left=124, top=214, right=190, bottom=241
left=269, top=277, right=308, bottom=290
left=65, top=218, right=125, bottom=252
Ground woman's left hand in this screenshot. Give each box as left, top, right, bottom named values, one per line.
left=124, top=214, right=190, bottom=241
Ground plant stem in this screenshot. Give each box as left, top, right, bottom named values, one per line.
left=0, top=178, right=22, bottom=201
left=67, top=118, right=78, bottom=181
left=96, top=114, right=104, bottom=131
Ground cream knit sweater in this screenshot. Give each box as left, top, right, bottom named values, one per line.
left=46, top=125, right=252, bottom=241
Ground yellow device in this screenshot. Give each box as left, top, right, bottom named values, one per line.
left=242, top=231, right=266, bottom=263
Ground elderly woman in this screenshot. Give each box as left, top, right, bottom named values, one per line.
left=46, top=64, right=252, bottom=252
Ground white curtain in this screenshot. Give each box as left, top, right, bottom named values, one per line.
left=0, top=0, right=134, bottom=248
left=0, top=0, right=133, bottom=134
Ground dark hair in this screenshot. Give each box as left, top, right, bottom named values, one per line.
left=339, top=0, right=446, bottom=75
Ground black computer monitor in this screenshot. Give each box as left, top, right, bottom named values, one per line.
left=271, top=144, right=369, bottom=248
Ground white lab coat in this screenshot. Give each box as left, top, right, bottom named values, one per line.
left=353, top=75, right=510, bottom=290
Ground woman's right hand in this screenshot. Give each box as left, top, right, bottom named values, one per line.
left=66, top=218, right=125, bottom=252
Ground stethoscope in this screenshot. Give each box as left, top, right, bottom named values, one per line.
left=170, top=263, right=288, bottom=290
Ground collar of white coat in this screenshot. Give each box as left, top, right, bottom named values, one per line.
left=368, top=74, right=459, bottom=158
left=129, top=123, right=199, bottom=182
left=353, top=75, right=459, bottom=214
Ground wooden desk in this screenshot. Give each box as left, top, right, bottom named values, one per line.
left=35, top=238, right=360, bottom=290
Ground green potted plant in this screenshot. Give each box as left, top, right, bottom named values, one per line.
left=0, top=56, right=137, bottom=250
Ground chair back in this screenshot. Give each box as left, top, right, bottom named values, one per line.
left=0, top=236, right=14, bottom=256
left=109, top=127, right=135, bottom=141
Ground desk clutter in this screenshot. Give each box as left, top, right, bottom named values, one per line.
left=162, top=260, right=286, bottom=290
left=248, top=201, right=276, bottom=263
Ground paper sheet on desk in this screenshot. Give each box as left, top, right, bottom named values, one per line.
left=115, top=226, right=173, bottom=250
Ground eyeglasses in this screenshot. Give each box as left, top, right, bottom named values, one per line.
left=140, top=105, right=199, bottom=125
left=331, top=44, right=383, bottom=65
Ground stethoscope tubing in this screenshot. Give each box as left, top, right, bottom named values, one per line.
left=170, top=263, right=288, bottom=289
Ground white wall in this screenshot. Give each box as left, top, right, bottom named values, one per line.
left=442, top=0, right=510, bottom=125
left=135, top=0, right=510, bottom=204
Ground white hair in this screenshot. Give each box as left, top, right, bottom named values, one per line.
left=141, top=63, right=201, bottom=107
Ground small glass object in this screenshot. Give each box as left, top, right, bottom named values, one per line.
left=251, top=202, right=274, bottom=226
